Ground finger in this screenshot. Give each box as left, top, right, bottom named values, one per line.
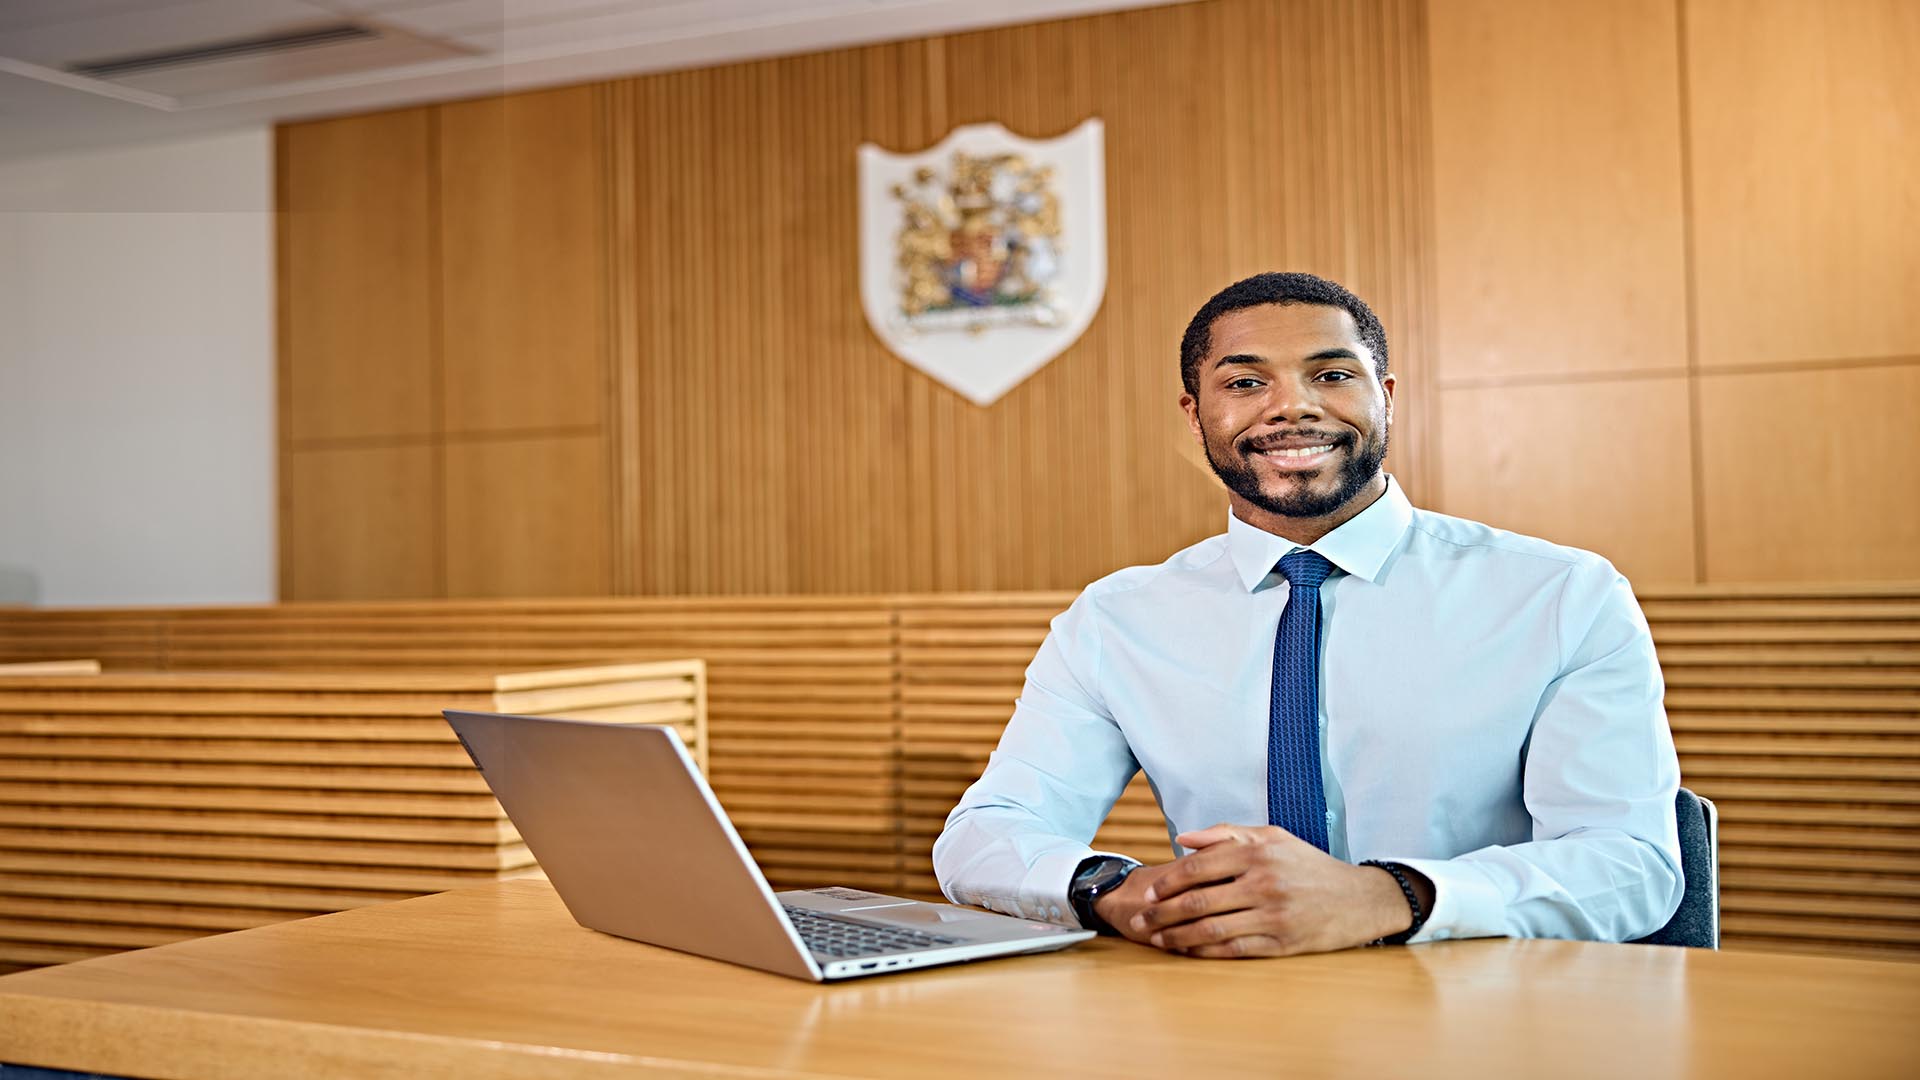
left=1129, top=881, right=1249, bottom=934
left=1143, top=846, right=1257, bottom=902
left=1150, top=907, right=1272, bottom=950
left=1172, top=823, right=1258, bottom=850
left=1180, top=934, right=1287, bottom=959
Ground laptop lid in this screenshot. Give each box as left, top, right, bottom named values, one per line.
left=444, top=710, right=820, bottom=981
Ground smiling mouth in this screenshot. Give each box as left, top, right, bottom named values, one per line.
left=1257, top=445, right=1335, bottom=461
left=1245, top=440, right=1342, bottom=473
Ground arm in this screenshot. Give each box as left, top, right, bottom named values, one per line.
left=932, top=593, right=1141, bottom=926
left=1393, top=559, right=1684, bottom=943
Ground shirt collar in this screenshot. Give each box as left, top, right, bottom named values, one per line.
left=1226, top=474, right=1414, bottom=592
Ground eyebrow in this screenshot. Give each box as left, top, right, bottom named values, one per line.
left=1211, top=347, right=1363, bottom=369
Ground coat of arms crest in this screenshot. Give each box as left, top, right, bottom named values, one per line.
left=858, top=119, right=1107, bottom=406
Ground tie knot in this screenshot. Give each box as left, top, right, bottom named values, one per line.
left=1277, top=549, right=1334, bottom=589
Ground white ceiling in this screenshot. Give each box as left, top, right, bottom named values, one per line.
left=0, top=0, right=1181, bottom=162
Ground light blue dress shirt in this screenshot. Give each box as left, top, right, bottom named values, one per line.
left=933, top=477, right=1684, bottom=943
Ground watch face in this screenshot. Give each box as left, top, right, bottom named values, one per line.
left=1078, top=858, right=1133, bottom=893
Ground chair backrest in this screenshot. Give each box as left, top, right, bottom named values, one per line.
left=1632, top=787, right=1719, bottom=948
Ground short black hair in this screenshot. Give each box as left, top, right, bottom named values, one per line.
left=1179, top=272, right=1389, bottom=396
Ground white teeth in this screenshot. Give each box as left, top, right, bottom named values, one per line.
left=1263, top=445, right=1334, bottom=459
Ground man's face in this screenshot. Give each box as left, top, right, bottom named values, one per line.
left=1180, top=303, right=1394, bottom=524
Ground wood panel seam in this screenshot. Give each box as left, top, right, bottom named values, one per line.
left=1675, top=0, right=1709, bottom=586
left=428, top=106, right=449, bottom=600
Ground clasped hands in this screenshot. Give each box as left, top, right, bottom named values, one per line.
left=1091, top=824, right=1424, bottom=958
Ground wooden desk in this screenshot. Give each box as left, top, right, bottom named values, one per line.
left=0, top=880, right=1915, bottom=1079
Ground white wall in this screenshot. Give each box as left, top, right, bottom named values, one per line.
left=0, top=128, right=274, bottom=607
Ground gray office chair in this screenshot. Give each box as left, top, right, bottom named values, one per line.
left=1631, top=786, right=1719, bottom=948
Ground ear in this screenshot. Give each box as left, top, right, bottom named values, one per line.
left=1179, top=391, right=1205, bottom=446
left=1379, top=372, right=1396, bottom=426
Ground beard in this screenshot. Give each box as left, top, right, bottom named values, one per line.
left=1202, top=423, right=1389, bottom=519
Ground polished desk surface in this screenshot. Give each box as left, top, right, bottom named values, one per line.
left=1, top=880, right=1915, bottom=1080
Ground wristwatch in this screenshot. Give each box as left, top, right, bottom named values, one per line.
left=1068, top=855, right=1139, bottom=935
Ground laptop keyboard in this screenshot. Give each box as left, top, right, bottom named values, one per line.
left=782, top=905, right=963, bottom=958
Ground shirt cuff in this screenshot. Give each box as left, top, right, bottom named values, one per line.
left=989, top=847, right=1139, bottom=928
left=1386, top=856, right=1508, bottom=944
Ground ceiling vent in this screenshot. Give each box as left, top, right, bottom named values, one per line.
left=10, top=18, right=474, bottom=109
left=66, top=24, right=380, bottom=81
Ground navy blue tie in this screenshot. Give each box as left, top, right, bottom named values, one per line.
left=1269, top=550, right=1334, bottom=851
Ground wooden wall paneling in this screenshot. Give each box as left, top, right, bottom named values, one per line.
left=1644, top=589, right=1920, bottom=961
left=897, top=596, right=1169, bottom=896
left=1684, top=0, right=1920, bottom=369
left=1368, top=0, right=1438, bottom=504
left=930, top=12, right=1144, bottom=593
left=1436, top=377, right=1697, bottom=585
left=768, top=47, right=917, bottom=596
left=597, top=80, right=643, bottom=595
left=860, top=38, right=945, bottom=594
left=275, top=0, right=1437, bottom=598
left=279, top=108, right=437, bottom=443
left=625, top=49, right=926, bottom=598
left=442, top=434, right=611, bottom=597
left=282, top=445, right=442, bottom=601
left=1696, top=366, right=1920, bottom=582
left=629, top=67, right=722, bottom=595
left=678, top=602, right=900, bottom=891
left=437, top=86, right=608, bottom=435
left=0, top=614, right=164, bottom=672
left=1427, top=0, right=1689, bottom=383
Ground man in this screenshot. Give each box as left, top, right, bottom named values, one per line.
left=933, top=272, right=1682, bottom=956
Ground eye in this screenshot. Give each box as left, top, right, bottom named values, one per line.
left=1224, top=376, right=1263, bottom=390
left=1316, top=370, right=1355, bottom=383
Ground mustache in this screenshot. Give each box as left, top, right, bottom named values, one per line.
left=1238, top=429, right=1355, bottom=454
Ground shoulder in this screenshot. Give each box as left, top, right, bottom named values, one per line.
left=1080, top=532, right=1233, bottom=600
left=1401, top=506, right=1644, bottom=647
left=1036, top=533, right=1233, bottom=665
left=1402, top=507, right=1608, bottom=574
left=1051, top=532, right=1235, bottom=635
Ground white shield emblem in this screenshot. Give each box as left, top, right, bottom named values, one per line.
left=858, top=119, right=1107, bottom=406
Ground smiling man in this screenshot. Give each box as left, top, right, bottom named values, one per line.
left=933, top=271, right=1684, bottom=956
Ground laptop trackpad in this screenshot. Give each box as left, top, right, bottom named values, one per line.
left=855, top=903, right=1004, bottom=924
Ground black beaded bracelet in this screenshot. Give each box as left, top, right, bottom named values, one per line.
left=1361, top=860, right=1427, bottom=946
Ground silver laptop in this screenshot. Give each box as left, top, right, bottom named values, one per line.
left=443, top=710, right=1093, bottom=981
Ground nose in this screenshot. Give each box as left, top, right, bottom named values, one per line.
left=1264, top=373, right=1323, bottom=423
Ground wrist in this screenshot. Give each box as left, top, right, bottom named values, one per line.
left=1361, top=860, right=1431, bottom=945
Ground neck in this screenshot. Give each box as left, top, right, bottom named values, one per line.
left=1231, top=474, right=1388, bottom=546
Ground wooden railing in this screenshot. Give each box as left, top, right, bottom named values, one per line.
left=1, top=584, right=1913, bottom=963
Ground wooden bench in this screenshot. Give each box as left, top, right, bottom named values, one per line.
left=0, top=661, right=704, bottom=973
